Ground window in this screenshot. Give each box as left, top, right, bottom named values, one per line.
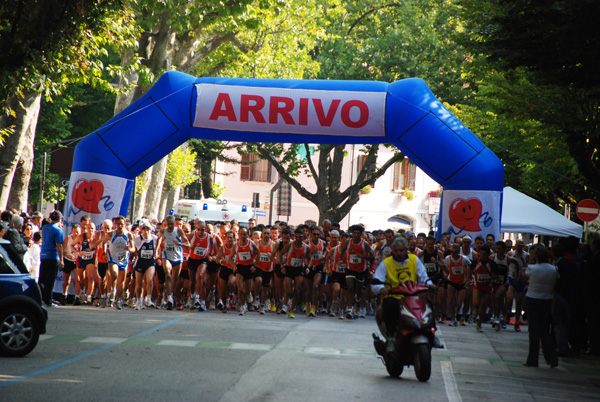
left=356, top=154, right=376, bottom=188
left=392, top=158, right=416, bottom=191
left=240, top=153, right=273, bottom=183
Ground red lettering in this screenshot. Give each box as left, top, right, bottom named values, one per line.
left=299, top=98, right=309, bottom=126
left=240, top=94, right=266, bottom=123
left=313, top=99, right=340, bottom=127
left=209, top=93, right=237, bottom=122
left=341, top=100, right=369, bottom=128
left=269, top=96, right=295, bottom=125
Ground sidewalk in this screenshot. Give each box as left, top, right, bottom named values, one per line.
left=434, top=319, right=600, bottom=401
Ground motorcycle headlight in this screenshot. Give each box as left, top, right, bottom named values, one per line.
left=421, top=305, right=433, bottom=325
left=400, top=306, right=420, bottom=328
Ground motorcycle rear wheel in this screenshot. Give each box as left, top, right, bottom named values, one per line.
left=413, top=344, right=431, bottom=382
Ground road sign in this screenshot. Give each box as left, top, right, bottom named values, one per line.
left=576, top=199, right=600, bottom=222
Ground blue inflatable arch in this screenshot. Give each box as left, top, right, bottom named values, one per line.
left=65, top=71, right=504, bottom=238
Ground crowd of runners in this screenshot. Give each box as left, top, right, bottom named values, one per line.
left=1, top=208, right=599, bottom=355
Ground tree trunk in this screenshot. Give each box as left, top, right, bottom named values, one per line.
left=113, top=49, right=139, bottom=116
left=143, top=156, right=168, bottom=220
left=0, top=91, right=42, bottom=211
left=7, top=124, right=36, bottom=212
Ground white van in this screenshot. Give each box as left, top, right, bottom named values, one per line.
left=173, top=198, right=254, bottom=226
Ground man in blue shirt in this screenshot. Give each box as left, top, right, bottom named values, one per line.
left=38, top=211, right=64, bottom=306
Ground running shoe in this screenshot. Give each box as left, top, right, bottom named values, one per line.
left=460, top=319, right=466, bottom=326
left=281, top=304, right=288, bottom=314
left=501, top=321, right=507, bottom=329
left=239, top=305, right=247, bottom=316
left=199, top=301, right=207, bottom=312
left=74, top=296, right=81, bottom=306
left=288, top=311, right=295, bottom=319
left=166, top=298, right=173, bottom=311
left=345, top=308, right=353, bottom=320
left=476, top=323, right=482, bottom=332
left=338, top=311, right=345, bottom=320
left=116, top=299, right=123, bottom=310
left=60, top=294, right=67, bottom=305
left=217, top=300, right=224, bottom=310
left=309, top=307, right=316, bottom=317
left=359, top=307, right=366, bottom=318
left=329, top=310, right=336, bottom=317
left=514, top=324, right=521, bottom=332
left=260, top=306, right=266, bottom=315
left=87, top=295, right=93, bottom=304
left=270, top=302, right=277, bottom=312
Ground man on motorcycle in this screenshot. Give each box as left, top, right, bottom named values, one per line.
left=371, top=237, right=440, bottom=355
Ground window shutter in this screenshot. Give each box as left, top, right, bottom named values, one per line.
left=240, top=153, right=251, bottom=181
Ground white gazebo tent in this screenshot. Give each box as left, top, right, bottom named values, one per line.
left=501, top=186, right=582, bottom=238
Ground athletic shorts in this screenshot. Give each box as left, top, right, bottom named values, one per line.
left=207, top=260, right=220, bottom=274
left=254, top=268, right=273, bottom=287
left=156, top=265, right=166, bottom=284
left=284, top=265, right=305, bottom=279
left=134, top=261, right=154, bottom=274
left=329, top=272, right=347, bottom=288
left=446, top=279, right=466, bottom=291
left=167, top=259, right=182, bottom=267
left=346, top=269, right=368, bottom=282
left=63, top=259, right=77, bottom=274
left=305, top=264, right=324, bottom=281
left=77, top=256, right=95, bottom=268
left=473, top=285, right=492, bottom=295
left=219, top=265, right=234, bottom=281
left=188, top=257, right=207, bottom=271
left=97, top=262, right=108, bottom=278
left=274, top=264, right=284, bottom=279
left=179, top=269, right=189, bottom=280
left=236, top=264, right=253, bottom=280
left=508, top=277, right=527, bottom=292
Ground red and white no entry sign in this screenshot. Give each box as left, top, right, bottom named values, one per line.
left=576, top=199, right=600, bottom=222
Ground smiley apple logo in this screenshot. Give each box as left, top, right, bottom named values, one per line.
left=449, top=198, right=482, bottom=232
left=72, top=179, right=104, bottom=214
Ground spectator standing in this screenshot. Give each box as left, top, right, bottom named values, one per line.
left=523, top=244, right=559, bottom=368
left=38, top=210, right=65, bottom=307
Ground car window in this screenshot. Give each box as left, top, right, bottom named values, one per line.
left=0, top=244, right=20, bottom=274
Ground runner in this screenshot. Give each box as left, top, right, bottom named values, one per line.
left=254, top=226, right=277, bottom=314
left=61, top=224, right=81, bottom=305
left=506, top=239, right=528, bottom=331
left=305, top=226, right=326, bottom=317
left=345, top=224, right=374, bottom=319
left=133, top=222, right=158, bottom=310
left=187, top=218, right=212, bottom=311
left=93, top=215, right=135, bottom=310
left=280, top=227, right=310, bottom=318
left=216, top=230, right=237, bottom=313
left=418, top=236, right=445, bottom=323
left=157, top=215, right=190, bottom=310
left=70, top=216, right=96, bottom=305
left=470, top=245, right=495, bottom=332
left=324, top=230, right=349, bottom=319
left=444, top=243, right=471, bottom=326
left=94, top=220, right=112, bottom=307
left=491, top=241, right=518, bottom=330
left=230, top=227, right=258, bottom=315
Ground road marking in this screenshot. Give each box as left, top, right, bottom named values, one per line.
left=229, top=343, right=273, bottom=351
left=441, top=360, right=462, bottom=402
left=83, top=337, right=127, bottom=344
left=0, top=315, right=192, bottom=388
left=157, top=340, right=198, bottom=347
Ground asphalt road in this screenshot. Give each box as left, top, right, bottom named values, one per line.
left=1, top=305, right=599, bottom=401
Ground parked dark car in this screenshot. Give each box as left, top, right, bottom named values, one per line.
left=0, top=239, right=47, bottom=357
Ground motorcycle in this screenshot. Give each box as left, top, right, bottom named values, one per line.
left=372, top=280, right=439, bottom=382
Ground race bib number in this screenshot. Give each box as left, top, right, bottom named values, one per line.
left=260, top=253, right=270, bottom=262
left=451, top=266, right=464, bottom=275
left=238, top=251, right=251, bottom=261
left=477, top=274, right=490, bottom=283
left=117, top=252, right=127, bottom=263
left=425, top=263, right=437, bottom=273
left=82, top=251, right=95, bottom=259
left=290, top=257, right=303, bottom=267
left=349, top=254, right=362, bottom=264
left=312, top=252, right=322, bottom=260
left=493, top=276, right=504, bottom=285
left=141, top=250, right=153, bottom=259
left=165, top=245, right=176, bottom=253
left=194, top=247, right=207, bottom=256
left=337, top=264, right=346, bottom=273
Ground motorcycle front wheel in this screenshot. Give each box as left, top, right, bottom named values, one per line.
left=385, top=358, right=403, bottom=377
left=413, top=344, right=431, bottom=382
